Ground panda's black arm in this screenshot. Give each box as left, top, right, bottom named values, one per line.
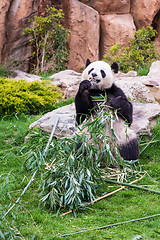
left=75, top=80, right=93, bottom=125
left=110, top=84, right=127, bottom=99
left=108, top=84, right=133, bottom=125
left=111, top=97, right=133, bottom=125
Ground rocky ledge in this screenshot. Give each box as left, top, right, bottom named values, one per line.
left=29, top=102, right=160, bottom=138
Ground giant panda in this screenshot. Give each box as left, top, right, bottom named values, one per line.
left=75, top=59, right=139, bottom=161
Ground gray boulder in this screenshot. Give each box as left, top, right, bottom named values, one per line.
left=115, top=77, right=156, bottom=103
left=12, top=70, right=42, bottom=82
left=29, top=103, right=76, bottom=137
left=148, top=61, right=160, bottom=78
left=50, top=70, right=81, bottom=98
left=131, top=102, right=160, bottom=136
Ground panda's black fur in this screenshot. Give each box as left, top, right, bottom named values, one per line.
left=75, top=59, right=139, bottom=161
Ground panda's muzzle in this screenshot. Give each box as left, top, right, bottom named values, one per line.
left=96, top=79, right=100, bottom=83
left=89, top=78, right=101, bottom=83
left=89, top=78, right=101, bottom=89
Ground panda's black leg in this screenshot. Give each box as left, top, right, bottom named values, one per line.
left=119, top=138, right=139, bottom=161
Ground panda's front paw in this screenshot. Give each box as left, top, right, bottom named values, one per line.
left=79, top=80, right=91, bottom=94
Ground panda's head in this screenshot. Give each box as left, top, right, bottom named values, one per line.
left=81, top=59, right=119, bottom=90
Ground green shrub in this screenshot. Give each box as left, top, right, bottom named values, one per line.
left=104, top=26, right=160, bottom=73
left=0, top=78, right=63, bottom=115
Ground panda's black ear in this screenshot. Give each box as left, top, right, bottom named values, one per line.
left=111, top=62, right=119, bottom=74
left=85, top=59, right=91, bottom=68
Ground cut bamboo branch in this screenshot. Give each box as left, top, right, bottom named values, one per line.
left=91, top=174, right=146, bottom=204
left=60, top=174, right=146, bottom=217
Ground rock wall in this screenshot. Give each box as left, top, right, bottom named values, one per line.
left=0, top=0, right=38, bottom=72
left=63, top=0, right=100, bottom=71
left=100, top=14, right=136, bottom=57
left=62, top=0, right=160, bottom=71
left=0, top=0, right=160, bottom=71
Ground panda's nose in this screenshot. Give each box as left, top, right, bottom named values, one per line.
left=92, top=73, right=97, bottom=77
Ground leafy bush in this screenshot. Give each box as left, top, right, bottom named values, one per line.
left=0, top=78, right=63, bottom=115
left=104, top=26, right=160, bottom=73
left=23, top=7, right=70, bottom=73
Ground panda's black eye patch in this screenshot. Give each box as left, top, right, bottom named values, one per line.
left=100, top=70, right=106, bottom=78
left=88, top=68, right=94, bottom=75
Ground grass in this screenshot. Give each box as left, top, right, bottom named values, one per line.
left=37, top=71, right=55, bottom=80
left=0, top=61, right=159, bottom=238
left=137, top=65, right=150, bottom=76
left=0, top=111, right=160, bottom=239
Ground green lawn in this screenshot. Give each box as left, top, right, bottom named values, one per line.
left=0, top=114, right=160, bottom=240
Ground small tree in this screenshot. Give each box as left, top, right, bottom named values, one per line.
left=24, top=7, right=70, bottom=73
left=104, top=26, right=159, bottom=73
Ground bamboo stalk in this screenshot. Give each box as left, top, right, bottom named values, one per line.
left=105, top=179, right=160, bottom=194
left=140, top=140, right=160, bottom=146
left=60, top=213, right=160, bottom=237
left=60, top=174, right=146, bottom=217
left=2, top=169, right=38, bottom=219
left=43, top=117, right=59, bottom=156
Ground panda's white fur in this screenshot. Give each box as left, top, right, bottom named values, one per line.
left=81, top=111, right=137, bottom=151
left=108, top=118, right=137, bottom=147
left=82, top=61, right=114, bottom=90
left=76, top=60, right=139, bottom=161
